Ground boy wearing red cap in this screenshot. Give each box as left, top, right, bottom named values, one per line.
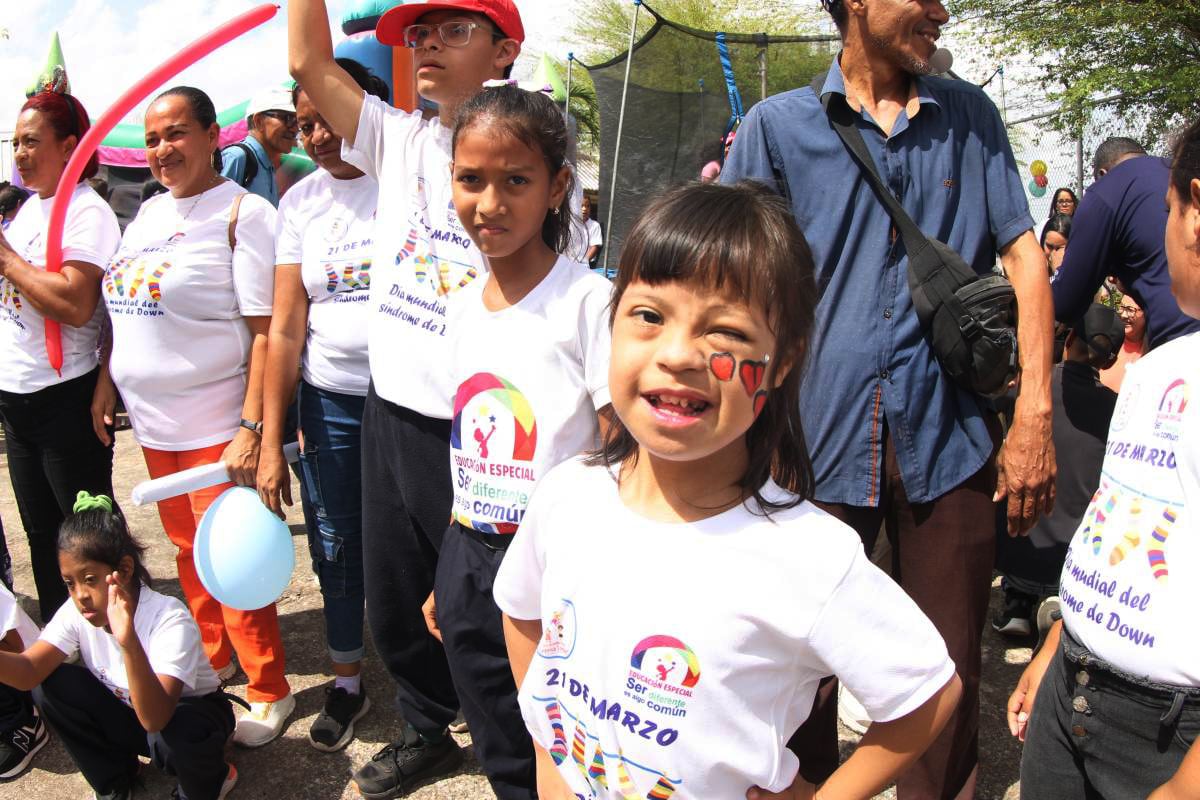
left=289, top=2, right=527, bottom=797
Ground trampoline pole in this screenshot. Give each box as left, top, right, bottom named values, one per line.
left=603, top=0, right=642, bottom=276
left=565, top=52, right=573, bottom=117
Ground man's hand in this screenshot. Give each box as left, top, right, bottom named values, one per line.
left=995, top=407, right=1056, bottom=536
left=422, top=591, right=441, bottom=642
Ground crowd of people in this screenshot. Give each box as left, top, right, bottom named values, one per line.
left=0, top=0, right=1197, bottom=799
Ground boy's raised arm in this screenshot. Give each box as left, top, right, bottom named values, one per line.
left=288, top=0, right=366, bottom=143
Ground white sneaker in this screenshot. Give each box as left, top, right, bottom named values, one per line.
left=232, top=693, right=295, bottom=748
left=837, top=684, right=871, bottom=735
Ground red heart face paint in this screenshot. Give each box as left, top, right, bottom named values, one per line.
left=753, top=390, right=768, bottom=417
left=739, top=359, right=766, bottom=397
left=709, top=352, right=735, bottom=382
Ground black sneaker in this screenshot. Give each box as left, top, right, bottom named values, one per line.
left=351, top=726, right=463, bottom=798
left=992, top=583, right=1035, bottom=637
left=0, top=707, right=48, bottom=779
left=309, top=684, right=371, bottom=752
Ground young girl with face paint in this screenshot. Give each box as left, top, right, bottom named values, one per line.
left=422, top=84, right=614, bottom=799
left=494, top=181, right=963, bottom=800
left=0, top=493, right=235, bottom=800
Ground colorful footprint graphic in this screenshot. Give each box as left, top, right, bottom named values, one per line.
left=1147, top=507, right=1178, bottom=585
left=1108, top=498, right=1143, bottom=566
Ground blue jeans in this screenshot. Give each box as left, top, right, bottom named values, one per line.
left=298, top=381, right=366, bottom=664
left=1020, top=625, right=1200, bottom=799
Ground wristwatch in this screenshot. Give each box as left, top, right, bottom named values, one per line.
left=239, top=418, right=263, bottom=434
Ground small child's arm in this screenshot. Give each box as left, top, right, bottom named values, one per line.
left=0, top=641, right=66, bottom=691
left=1148, top=740, right=1200, bottom=800
left=503, top=614, right=575, bottom=800
left=748, top=673, right=962, bottom=800
left=107, top=575, right=183, bottom=733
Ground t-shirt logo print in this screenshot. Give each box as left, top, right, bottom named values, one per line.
left=397, top=227, right=478, bottom=297
left=322, top=259, right=371, bottom=294
left=1154, top=379, right=1189, bottom=441
left=1, top=278, right=22, bottom=311
left=105, top=256, right=174, bottom=303
left=538, top=599, right=577, bottom=659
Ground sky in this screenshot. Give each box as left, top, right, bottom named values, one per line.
left=0, top=0, right=577, bottom=132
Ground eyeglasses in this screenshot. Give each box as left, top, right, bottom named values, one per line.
left=1056, top=198, right=1076, bottom=207
left=401, top=21, right=497, bottom=48
left=1115, top=305, right=1143, bottom=319
left=261, top=110, right=298, bottom=128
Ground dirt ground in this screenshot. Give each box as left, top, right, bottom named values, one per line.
left=0, top=428, right=1026, bottom=799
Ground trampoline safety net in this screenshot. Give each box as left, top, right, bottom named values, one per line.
left=581, top=3, right=837, bottom=269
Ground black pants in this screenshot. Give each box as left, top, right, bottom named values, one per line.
left=436, top=524, right=536, bottom=799
left=1021, top=626, right=1200, bottom=799
left=0, top=681, right=33, bottom=733
left=0, top=368, right=114, bottom=620
left=33, top=663, right=234, bottom=800
left=360, top=384, right=458, bottom=738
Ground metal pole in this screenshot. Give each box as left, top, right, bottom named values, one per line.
left=998, top=64, right=1007, bottom=125
left=603, top=0, right=641, bottom=275
left=758, top=47, right=767, bottom=101
left=564, top=52, right=573, bottom=118
left=1076, top=130, right=1085, bottom=191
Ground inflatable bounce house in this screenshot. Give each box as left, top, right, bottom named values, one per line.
left=15, top=11, right=417, bottom=226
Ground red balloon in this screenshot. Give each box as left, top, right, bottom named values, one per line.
left=1035, top=174, right=1049, bottom=189
left=41, top=4, right=278, bottom=374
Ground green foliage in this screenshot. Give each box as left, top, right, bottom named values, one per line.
left=948, top=0, right=1200, bottom=139
left=572, top=0, right=833, bottom=99
left=551, top=57, right=602, bottom=152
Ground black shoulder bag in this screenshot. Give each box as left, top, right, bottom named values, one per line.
left=814, top=77, right=1019, bottom=398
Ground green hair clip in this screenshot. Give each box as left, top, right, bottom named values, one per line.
left=72, top=491, right=113, bottom=514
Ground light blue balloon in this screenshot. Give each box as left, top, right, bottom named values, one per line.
left=194, top=486, right=294, bottom=611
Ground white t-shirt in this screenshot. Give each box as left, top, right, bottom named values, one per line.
left=105, top=181, right=275, bottom=450
left=341, top=93, right=486, bottom=418
left=447, top=258, right=611, bottom=533
left=566, top=217, right=603, bottom=264
left=0, top=584, right=40, bottom=651
left=276, top=169, right=376, bottom=397
left=40, top=585, right=220, bottom=704
left=0, top=183, right=120, bottom=393
left=494, top=459, right=955, bottom=799
left=1060, top=331, right=1200, bottom=684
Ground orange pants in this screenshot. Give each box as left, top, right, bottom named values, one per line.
left=142, top=442, right=290, bottom=703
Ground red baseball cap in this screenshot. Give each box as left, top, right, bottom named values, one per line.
left=377, top=0, right=525, bottom=46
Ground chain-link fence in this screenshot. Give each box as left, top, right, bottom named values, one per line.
left=1004, top=96, right=1164, bottom=223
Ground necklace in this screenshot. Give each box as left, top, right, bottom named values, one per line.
left=172, top=174, right=221, bottom=237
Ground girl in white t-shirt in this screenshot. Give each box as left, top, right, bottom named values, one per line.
left=257, top=60, right=388, bottom=753
left=424, top=84, right=612, bottom=798
left=0, top=90, right=121, bottom=622
left=0, top=493, right=235, bottom=799
left=494, top=182, right=963, bottom=800
left=91, top=86, right=293, bottom=747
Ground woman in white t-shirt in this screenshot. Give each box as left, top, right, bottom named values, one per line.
left=0, top=89, right=120, bottom=622
left=494, top=183, right=963, bottom=800
left=257, top=61, right=386, bottom=753
left=91, top=86, right=293, bottom=747
left=0, top=493, right=236, bottom=799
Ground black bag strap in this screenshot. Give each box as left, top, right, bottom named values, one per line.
left=223, top=142, right=259, bottom=189
left=809, top=71, right=934, bottom=278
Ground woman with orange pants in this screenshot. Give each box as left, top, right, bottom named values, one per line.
left=91, top=85, right=293, bottom=747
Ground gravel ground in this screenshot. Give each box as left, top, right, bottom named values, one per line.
left=0, top=428, right=1025, bottom=799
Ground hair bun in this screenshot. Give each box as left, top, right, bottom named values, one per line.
left=73, top=491, right=114, bottom=514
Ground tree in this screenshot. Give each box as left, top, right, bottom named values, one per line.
left=948, top=0, right=1200, bottom=140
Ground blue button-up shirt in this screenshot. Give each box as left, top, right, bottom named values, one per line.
left=722, top=57, right=1033, bottom=505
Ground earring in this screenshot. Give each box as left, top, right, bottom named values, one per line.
left=763, top=354, right=771, bottom=364
left=552, top=207, right=560, bottom=216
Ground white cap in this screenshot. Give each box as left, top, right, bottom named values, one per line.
left=246, top=86, right=295, bottom=117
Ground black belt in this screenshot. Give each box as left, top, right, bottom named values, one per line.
left=454, top=520, right=514, bottom=551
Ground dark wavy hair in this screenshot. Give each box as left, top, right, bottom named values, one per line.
left=151, top=86, right=222, bottom=171
left=294, top=57, right=390, bottom=107
left=588, top=181, right=817, bottom=512
left=1170, top=117, right=1200, bottom=200
left=1048, top=187, right=1078, bottom=219
left=20, top=91, right=99, bottom=182
left=58, top=500, right=152, bottom=587
left=451, top=85, right=575, bottom=253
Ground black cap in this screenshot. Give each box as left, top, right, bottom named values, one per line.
left=1072, top=304, right=1125, bottom=363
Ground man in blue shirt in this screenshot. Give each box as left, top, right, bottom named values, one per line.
left=722, top=1, right=1055, bottom=797
left=1052, top=137, right=1200, bottom=349
left=220, top=86, right=297, bottom=207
